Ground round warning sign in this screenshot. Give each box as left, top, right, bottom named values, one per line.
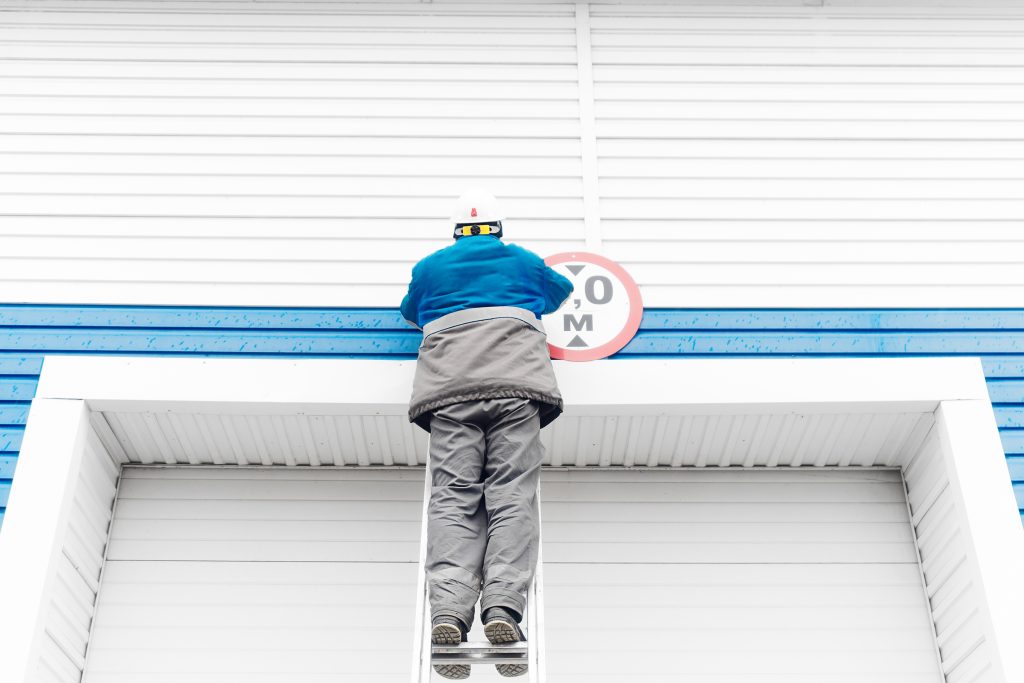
left=543, top=252, right=643, bottom=362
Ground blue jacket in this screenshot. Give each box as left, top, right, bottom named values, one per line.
left=400, top=235, right=573, bottom=329
left=402, top=235, right=574, bottom=431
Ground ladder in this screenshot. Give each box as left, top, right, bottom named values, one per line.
left=411, top=465, right=546, bottom=682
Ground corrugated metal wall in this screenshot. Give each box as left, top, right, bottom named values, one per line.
left=588, top=2, right=1024, bottom=307
left=1, top=305, right=1022, bottom=529
left=3, top=0, right=1024, bottom=307
left=0, top=0, right=587, bottom=306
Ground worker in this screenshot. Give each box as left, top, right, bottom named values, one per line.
left=401, top=188, right=573, bottom=679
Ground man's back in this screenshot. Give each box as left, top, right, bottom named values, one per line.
left=402, top=233, right=572, bottom=433
left=401, top=235, right=572, bottom=329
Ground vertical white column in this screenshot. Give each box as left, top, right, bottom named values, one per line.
left=575, top=2, right=601, bottom=252
left=0, top=398, right=91, bottom=683
left=935, top=400, right=1024, bottom=683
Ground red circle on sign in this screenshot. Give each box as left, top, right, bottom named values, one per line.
left=544, top=252, right=644, bottom=362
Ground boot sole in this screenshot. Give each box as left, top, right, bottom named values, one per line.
left=483, top=619, right=528, bottom=678
left=431, top=623, right=470, bottom=680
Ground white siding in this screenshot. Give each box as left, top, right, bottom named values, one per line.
left=0, top=0, right=585, bottom=306
left=540, top=468, right=942, bottom=683
left=84, top=466, right=424, bottom=683
left=40, top=418, right=119, bottom=683
left=590, top=2, right=1024, bottom=307
left=2, top=0, right=1024, bottom=307
left=904, top=421, right=999, bottom=683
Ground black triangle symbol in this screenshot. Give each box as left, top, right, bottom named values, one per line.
left=566, top=264, right=586, bottom=276
left=567, top=335, right=588, bottom=348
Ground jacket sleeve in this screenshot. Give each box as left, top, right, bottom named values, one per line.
left=400, top=265, right=422, bottom=330
left=512, top=244, right=574, bottom=315
left=541, top=264, right=574, bottom=315
left=536, top=254, right=577, bottom=317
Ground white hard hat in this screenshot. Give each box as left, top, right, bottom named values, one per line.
left=450, top=187, right=504, bottom=227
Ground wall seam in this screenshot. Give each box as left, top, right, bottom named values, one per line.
left=575, top=2, right=601, bottom=253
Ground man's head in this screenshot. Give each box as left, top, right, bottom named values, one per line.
left=451, top=188, right=503, bottom=240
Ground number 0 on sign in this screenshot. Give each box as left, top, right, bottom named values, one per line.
left=543, top=252, right=643, bottom=362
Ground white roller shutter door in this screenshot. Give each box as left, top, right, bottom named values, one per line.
left=540, top=468, right=942, bottom=683
left=85, top=467, right=424, bottom=683
left=86, top=466, right=940, bottom=682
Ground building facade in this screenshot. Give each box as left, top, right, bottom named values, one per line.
left=1, top=1, right=1023, bottom=682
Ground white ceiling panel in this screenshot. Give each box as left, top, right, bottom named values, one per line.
left=95, top=408, right=934, bottom=469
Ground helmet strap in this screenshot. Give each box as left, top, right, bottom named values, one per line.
left=453, top=222, right=503, bottom=240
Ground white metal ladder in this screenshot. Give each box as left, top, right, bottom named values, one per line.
left=411, top=465, right=546, bottom=682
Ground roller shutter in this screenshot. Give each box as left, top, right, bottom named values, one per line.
left=84, top=466, right=424, bottom=683
left=87, top=466, right=941, bottom=682
left=540, top=468, right=942, bottom=683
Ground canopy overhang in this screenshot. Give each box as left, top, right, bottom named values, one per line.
left=0, top=355, right=1021, bottom=682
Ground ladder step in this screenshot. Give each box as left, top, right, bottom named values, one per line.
left=432, top=642, right=529, bottom=665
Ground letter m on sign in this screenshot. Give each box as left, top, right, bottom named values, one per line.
left=564, top=314, right=594, bottom=332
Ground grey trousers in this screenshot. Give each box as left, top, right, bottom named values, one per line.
left=426, top=397, right=543, bottom=628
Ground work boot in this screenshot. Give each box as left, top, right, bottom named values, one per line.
left=431, top=615, right=470, bottom=680
left=482, top=607, right=527, bottom=678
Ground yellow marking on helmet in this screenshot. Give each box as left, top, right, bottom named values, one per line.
left=461, top=226, right=472, bottom=236
left=480, top=225, right=491, bottom=235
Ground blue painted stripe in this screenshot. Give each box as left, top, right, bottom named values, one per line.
left=4, top=306, right=1024, bottom=336
left=0, top=379, right=37, bottom=401
left=982, top=357, right=1024, bottom=378
left=0, top=404, right=30, bottom=426
left=620, top=331, right=1024, bottom=355
left=1007, top=456, right=1024, bottom=481
left=639, top=309, right=1024, bottom=331
left=1015, top=483, right=1024, bottom=510
left=996, top=407, right=1024, bottom=429
left=0, top=305, right=410, bottom=331
left=0, top=482, right=10, bottom=507
left=12, top=329, right=1024, bottom=356
left=0, top=428, right=23, bottom=452
left=0, top=355, right=44, bottom=375
left=0, top=455, right=16, bottom=479
left=6, top=305, right=1024, bottom=331
left=987, top=381, right=1024, bottom=404
left=0, top=329, right=421, bottom=355
left=1000, top=430, right=1024, bottom=456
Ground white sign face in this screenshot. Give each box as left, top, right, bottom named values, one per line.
left=543, top=252, right=643, bottom=362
